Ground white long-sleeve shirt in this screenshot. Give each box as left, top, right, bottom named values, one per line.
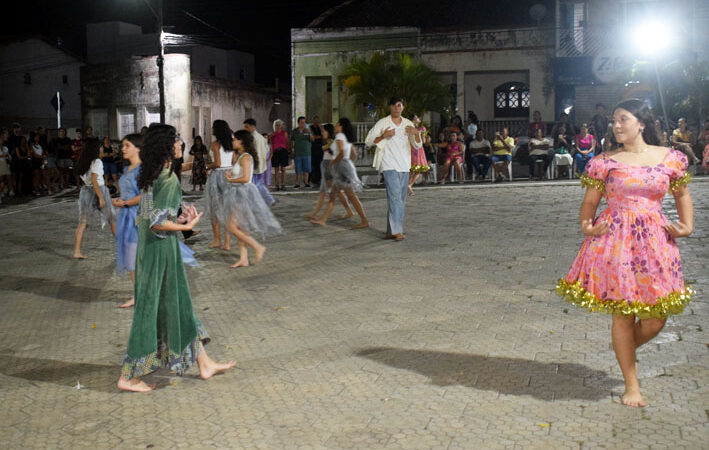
left=251, top=130, right=268, bottom=174
left=365, top=115, right=421, bottom=172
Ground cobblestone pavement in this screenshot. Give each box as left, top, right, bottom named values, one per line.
left=0, top=179, right=707, bottom=450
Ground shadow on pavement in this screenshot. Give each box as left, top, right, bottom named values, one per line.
left=0, top=274, right=125, bottom=303
left=357, top=347, right=620, bottom=401
left=0, top=353, right=119, bottom=393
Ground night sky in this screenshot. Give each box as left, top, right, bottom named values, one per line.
left=4, top=0, right=336, bottom=86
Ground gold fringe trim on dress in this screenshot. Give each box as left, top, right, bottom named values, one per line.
left=669, top=172, right=692, bottom=192
left=410, top=165, right=430, bottom=173
left=556, top=278, right=693, bottom=319
left=580, top=175, right=605, bottom=194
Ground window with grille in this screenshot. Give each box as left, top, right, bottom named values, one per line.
left=494, top=82, right=530, bottom=118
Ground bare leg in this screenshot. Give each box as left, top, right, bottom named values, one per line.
left=110, top=221, right=116, bottom=237
left=208, top=218, right=222, bottom=248
left=612, top=315, right=646, bottom=407
left=73, top=222, right=87, bottom=259
left=197, top=342, right=236, bottom=379
left=454, top=162, right=463, bottom=182
left=337, top=189, right=353, bottom=218
left=304, top=172, right=310, bottom=185
left=117, top=376, right=155, bottom=392
left=231, top=238, right=249, bottom=268
left=345, top=189, right=369, bottom=228
left=311, top=193, right=336, bottom=226
left=306, top=191, right=327, bottom=219
left=439, top=162, right=450, bottom=183
left=223, top=231, right=231, bottom=251
left=226, top=221, right=265, bottom=267
left=634, top=317, right=666, bottom=348
left=119, top=271, right=135, bottom=308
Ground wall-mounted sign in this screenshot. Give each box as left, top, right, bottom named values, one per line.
left=592, top=50, right=630, bottom=84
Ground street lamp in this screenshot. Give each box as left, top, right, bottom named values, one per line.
left=632, top=21, right=673, bottom=130
left=139, top=0, right=165, bottom=123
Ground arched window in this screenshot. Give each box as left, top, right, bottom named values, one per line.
left=494, top=82, right=529, bottom=118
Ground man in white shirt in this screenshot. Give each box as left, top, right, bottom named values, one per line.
left=364, top=97, right=422, bottom=241
left=244, top=118, right=275, bottom=206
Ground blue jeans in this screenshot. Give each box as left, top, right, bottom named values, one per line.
left=574, top=152, right=594, bottom=174
left=295, top=155, right=311, bottom=174
left=252, top=172, right=274, bottom=206
left=471, top=155, right=491, bottom=177
left=382, top=170, right=408, bottom=235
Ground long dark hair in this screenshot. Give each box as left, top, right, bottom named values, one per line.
left=337, top=117, right=355, bottom=143
left=234, top=129, right=259, bottom=168
left=138, top=124, right=175, bottom=190
left=74, top=138, right=101, bottom=176
left=612, top=98, right=660, bottom=146
left=212, top=120, right=233, bottom=151
left=122, top=133, right=143, bottom=152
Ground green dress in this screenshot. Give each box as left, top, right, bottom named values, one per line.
left=121, top=169, right=209, bottom=379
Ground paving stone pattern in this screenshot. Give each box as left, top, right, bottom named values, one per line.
left=0, top=180, right=707, bottom=449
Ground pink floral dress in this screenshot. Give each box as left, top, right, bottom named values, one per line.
left=557, top=150, right=693, bottom=318
left=410, top=126, right=430, bottom=173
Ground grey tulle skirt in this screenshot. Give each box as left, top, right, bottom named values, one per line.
left=332, top=159, right=363, bottom=192
left=205, top=168, right=230, bottom=223
left=78, top=185, right=115, bottom=228
left=320, top=159, right=334, bottom=192
left=218, top=182, right=282, bottom=238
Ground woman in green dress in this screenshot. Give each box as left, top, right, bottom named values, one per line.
left=117, top=124, right=235, bottom=393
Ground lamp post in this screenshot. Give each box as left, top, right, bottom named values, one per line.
left=140, top=0, right=165, bottom=123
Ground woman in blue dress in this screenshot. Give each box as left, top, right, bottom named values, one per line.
left=112, top=133, right=143, bottom=308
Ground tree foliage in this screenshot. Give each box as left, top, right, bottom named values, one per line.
left=340, top=53, right=454, bottom=119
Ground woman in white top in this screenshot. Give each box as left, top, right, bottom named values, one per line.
left=205, top=120, right=235, bottom=251
left=306, top=123, right=353, bottom=220
left=73, top=138, right=115, bottom=259
left=223, top=130, right=282, bottom=268
left=310, top=118, right=368, bottom=229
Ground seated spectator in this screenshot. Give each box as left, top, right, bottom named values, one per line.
left=468, top=129, right=491, bottom=180
left=699, top=119, right=709, bottom=174
left=574, top=123, right=595, bottom=175
left=491, top=127, right=514, bottom=182
left=528, top=128, right=552, bottom=180
left=436, top=131, right=464, bottom=184
left=660, top=130, right=670, bottom=147
left=551, top=112, right=576, bottom=144
left=671, top=117, right=700, bottom=164
left=553, top=125, right=573, bottom=178
left=422, top=134, right=437, bottom=183
left=528, top=110, right=546, bottom=137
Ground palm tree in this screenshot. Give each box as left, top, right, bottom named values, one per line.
left=340, top=53, right=454, bottom=119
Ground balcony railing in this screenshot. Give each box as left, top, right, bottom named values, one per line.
left=556, top=27, right=616, bottom=58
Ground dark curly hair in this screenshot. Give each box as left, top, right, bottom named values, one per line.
left=138, top=124, right=176, bottom=190
left=74, top=138, right=101, bottom=176
left=233, top=129, right=259, bottom=169
left=612, top=98, right=660, bottom=147
left=337, top=117, right=355, bottom=143
left=212, top=120, right=233, bottom=152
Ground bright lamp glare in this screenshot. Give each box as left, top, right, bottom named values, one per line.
left=633, top=21, right=671, bottom=53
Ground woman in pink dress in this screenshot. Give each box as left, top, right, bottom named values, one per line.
left=557, top=99, right=694, bottom=408
left=407, top=115, right=429, bottom=195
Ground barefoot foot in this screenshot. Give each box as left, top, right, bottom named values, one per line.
left=199, top=360, right=236, bottom=380
left=351, top=221, right=369, bottom=229
left=208, top=241, right=222, bottom=249
left=230, top=260, right=250, bottom=268
left=73, top=253, right=86, bottom=259
left=119, top=297, right=135, bottom=308
left=407, top=186, right=414, bottom=196
left=621, top=389, right=646, bottom=407
left=340, top=211, right=354, bottom=219
left=310, top=218, right=326, bottom=226
left=254, top=245, right=266, bottom=265
left=117, top=377, right=155, bottom=392
left=221, top=245, right=231, bottom=251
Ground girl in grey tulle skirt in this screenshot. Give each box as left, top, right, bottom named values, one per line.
left=222, top=130, right=282, bottom=268
left=306, top=129, right=353, bottom=220
left=310, top=119, right=368, bottom=229
left=73, top=141, right=116, bottom=259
